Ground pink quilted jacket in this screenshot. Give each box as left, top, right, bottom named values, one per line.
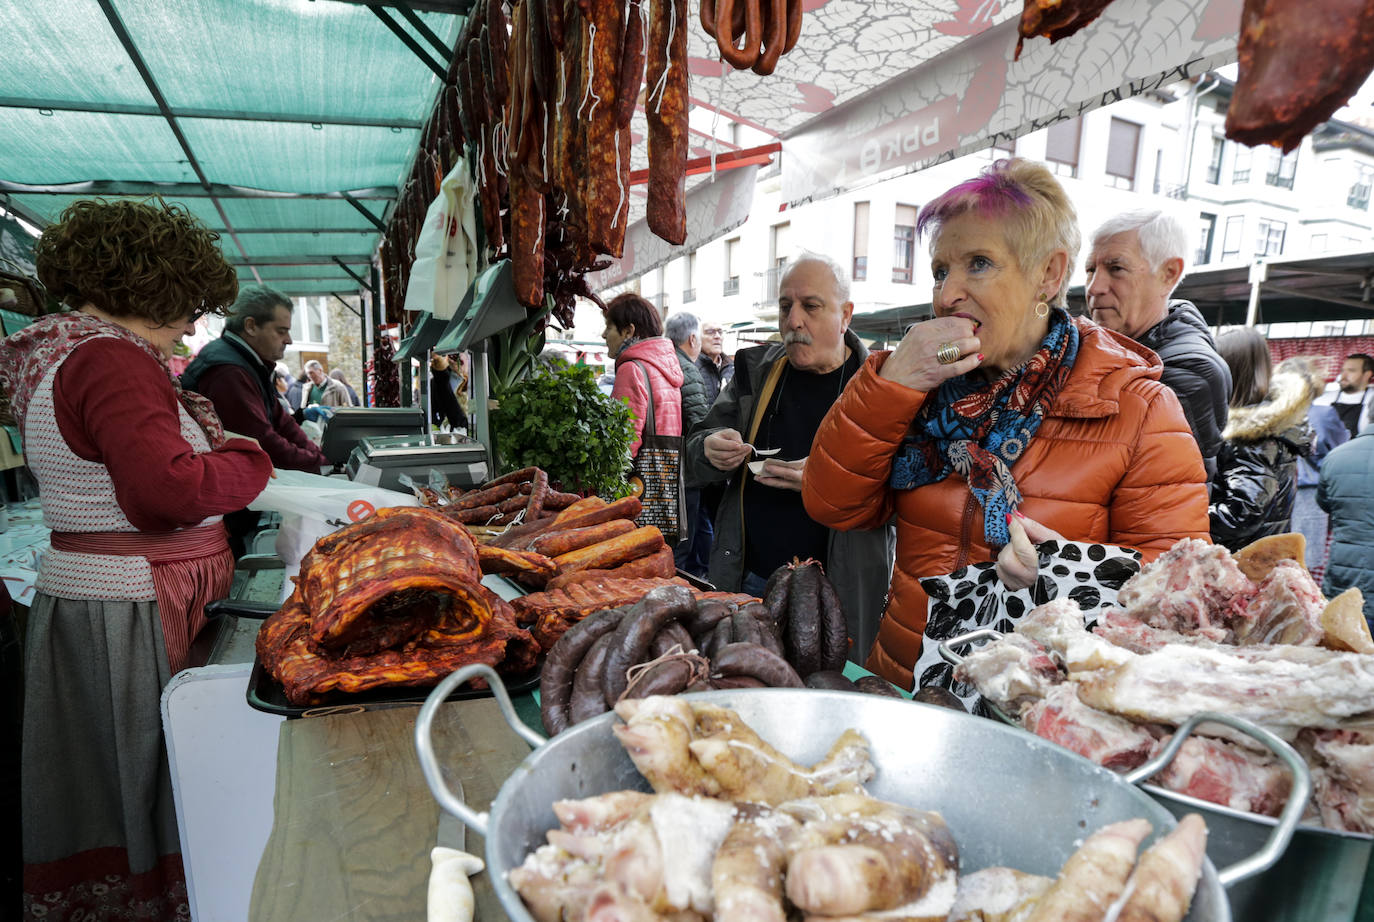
left=612, top=336, right=684, bottom=456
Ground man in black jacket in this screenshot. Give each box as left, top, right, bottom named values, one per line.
left=696, top=320, right=735, bottom=407
left=1086, top=211, right=1231, bottom=485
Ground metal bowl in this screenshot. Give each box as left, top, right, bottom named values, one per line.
left=416, top=664, right=1241, bottom=922
left=939, top=628, right=1346, bottom=922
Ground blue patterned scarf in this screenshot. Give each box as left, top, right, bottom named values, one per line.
left=890, top=308, right=1079, bottom=548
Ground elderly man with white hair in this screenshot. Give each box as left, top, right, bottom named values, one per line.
left=303, top=358, right=352, bottom=407
left=1085, top=210, right=1231, bottom=483
left=684, top=252, right=895, bottom=663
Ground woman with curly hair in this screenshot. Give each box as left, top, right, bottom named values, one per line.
left=0, top=198, right=272, bottom=921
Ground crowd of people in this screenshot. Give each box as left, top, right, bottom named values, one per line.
left=8, top=160, right=1374, bottom=921
left=601, top=157, right=1374, bottom=689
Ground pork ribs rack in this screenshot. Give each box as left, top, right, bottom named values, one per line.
left=256, top=506, right=538, bottom=705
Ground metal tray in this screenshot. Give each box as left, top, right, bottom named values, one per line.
left=245, top=657, right=542, bottom=718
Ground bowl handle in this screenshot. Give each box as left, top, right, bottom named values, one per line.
left=1121, top=711, right=1312, bottom=888
left=936, top=628, right=1006, bottom=667
left=414, top=663, right=549, bottom=838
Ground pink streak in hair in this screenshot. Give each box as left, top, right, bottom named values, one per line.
left=916, top=166, right=1033, bottom=240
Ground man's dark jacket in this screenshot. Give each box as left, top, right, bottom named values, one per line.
left=182, top=333, right=328, bottom=471
left=676, top=347, right=709, bottom=432
left=1136, top=300, right=1231, bottom=483
left=696, top=354, right=734, bottom=408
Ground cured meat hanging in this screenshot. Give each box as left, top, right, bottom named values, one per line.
left=700, top=0, right=804, bottom=73
left=1014, top=0, right=1120, bottom=60
left=1225, top=0, right=1374, bottom=152
left=441, top=0, right=804, bottom=320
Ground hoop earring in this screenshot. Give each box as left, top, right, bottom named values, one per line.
left=1034, top=300, right=1050, bottom=319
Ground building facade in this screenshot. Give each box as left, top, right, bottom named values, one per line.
left=589, top=74, right=1374, bottom=341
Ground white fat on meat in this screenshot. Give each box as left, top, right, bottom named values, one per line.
left=1116, top=539, right=1254, bottom=636
left=1093, top=611, right=1229, bottom=653
left=648, top=794, right=738, bottom=914
left=1231, top=560, right=1325, bottom=646
left=1020, top=684, right=1158, bottom=771
left=954, top=633, right=1063, bottom=714
left=1154, top=735, right=1291, bottom=816
left=947, top=867, right=1052, bottom=922
left=1300, top=729, right=1374, bottom=833
left=1016, top=600, right=1136, bottom=675
left=1076, top=643, right=1374, bottom=731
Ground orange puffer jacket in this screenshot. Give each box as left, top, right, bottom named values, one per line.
left=802, top=318, right=1210, bottom=689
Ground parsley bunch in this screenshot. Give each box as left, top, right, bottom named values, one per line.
left=491, top=362, right=635, bottom=497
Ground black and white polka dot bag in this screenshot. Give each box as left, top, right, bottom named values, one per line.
left=912, top=540, right=1142, bottom=712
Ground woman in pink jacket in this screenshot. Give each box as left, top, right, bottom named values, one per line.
left=605, top=293, right=684, bottom=541
left=604, top=293, right=683, bottom=454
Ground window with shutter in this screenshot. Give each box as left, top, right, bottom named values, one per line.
left=853, top=202, right=870, bottom=281
left=1197, top=213, right=1216, bottom=265
left=893, top=204, right=918, bottom=283
left=1045, top=117, right=1080, bottom=177
left=1221, top=216, right=1244, bottom=261
left=1105, top=118, right=1141, bottom=189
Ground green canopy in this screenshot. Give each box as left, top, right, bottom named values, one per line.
left=0, top=0, right=467, bottom=297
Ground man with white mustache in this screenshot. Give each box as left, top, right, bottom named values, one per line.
left=684, top=254, right=896, bottom=664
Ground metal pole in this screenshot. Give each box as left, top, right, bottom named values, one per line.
left=472, top=341, right=492, bottom=465
left=360, top=290, right=370, bottom=406
left=1246, top=260, right=1267, bottom=326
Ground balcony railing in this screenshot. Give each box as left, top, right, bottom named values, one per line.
left=723, top=277, right=740, bottom=296
left=1159, top=183, right=1188, bottom=200
left=853, top=256, right=868, bottom=281
left=763, top=265, right=784, bottom=302
left=1349, top=185, right=1371, bottom=210
left=1265, top=172, right=1295, bottom=190
left=683, top=288, right=697, bottom=303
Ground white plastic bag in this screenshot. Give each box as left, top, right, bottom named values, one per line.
left=403, top=159, right=479, bottom=320
left=247, top=470, right=419, bottom=599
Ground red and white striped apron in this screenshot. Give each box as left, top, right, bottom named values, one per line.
left=48, top=525, right=233, bottom=673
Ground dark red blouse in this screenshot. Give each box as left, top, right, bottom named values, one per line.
left=53, top=338, right=273, bottom=532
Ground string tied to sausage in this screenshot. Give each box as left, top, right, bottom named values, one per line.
left=618, top=646, right=711, bottom=703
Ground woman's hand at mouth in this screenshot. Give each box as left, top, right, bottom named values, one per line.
left=879, top=316, right=981, bottom=392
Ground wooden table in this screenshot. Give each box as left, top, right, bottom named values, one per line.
left=248, top=697, right=534, bottom=921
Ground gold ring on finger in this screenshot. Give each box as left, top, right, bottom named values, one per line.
left=936, top=342, right=961, bottom=365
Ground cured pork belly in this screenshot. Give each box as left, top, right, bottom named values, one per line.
left=953, top=633, right=1063, bottom=714
left=1076, top=643, right=1374, bottom=731
left=1153, top=736, right=1291, bottom=817
left=1299, top=729, right=1374, bottom=833
left=296, top=505, right=485, bottom=654
left=255, top=507, right=538, bottom=703
left=1116, top=539, right=1254, bottom=639
left=1020, top=685, right=1157, bottom=771
left=1231, top=560, right=1325, bottom=646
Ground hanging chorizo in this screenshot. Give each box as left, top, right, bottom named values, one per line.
left=645, top=0, right=688, bottom=245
